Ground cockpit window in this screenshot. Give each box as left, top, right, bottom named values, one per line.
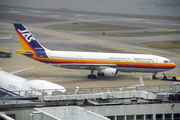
left=164, top=60, right=171, bottom=63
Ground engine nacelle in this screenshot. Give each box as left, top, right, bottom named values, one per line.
left=98, top=68, right=118, bottom=77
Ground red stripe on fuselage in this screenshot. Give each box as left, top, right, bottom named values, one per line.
left=32, top=58, right=175, bottom=69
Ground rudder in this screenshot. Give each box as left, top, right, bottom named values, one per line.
left=14, top=23, right=49, bottom=58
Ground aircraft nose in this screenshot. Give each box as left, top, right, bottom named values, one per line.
left=172, top=63, right=176, bottom=68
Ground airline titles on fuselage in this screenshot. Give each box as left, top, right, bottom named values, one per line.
left=110, top=57, right=153, bottom=63
left=8, top=84, right=22, bottom=91
left=49, top=55, right=153, bottom=63
left=8, top=84, right=31, bottom=96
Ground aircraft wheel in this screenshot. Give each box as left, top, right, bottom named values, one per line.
left=97, top=73, right=104, bottom=76
left=87, top=75, right=91, bottom=79
left=92, top=75, right=96, bottom=79
left=163, top=76, right=167, bottom=80
left=87, top=75, right=96, bottom=79
left=172, top=77, right=176, bottom=81
left=152, top=75, right=156, bottom=79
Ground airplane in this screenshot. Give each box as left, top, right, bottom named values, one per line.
left=13, top=23, right=176, bottom=79
left=0, top=67, right=66, bottom=97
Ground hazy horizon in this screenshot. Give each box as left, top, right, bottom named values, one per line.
left=1, top=0, right=180, bottom=16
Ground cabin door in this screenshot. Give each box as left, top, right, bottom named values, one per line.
left=78, top=56, right=81, bottom=63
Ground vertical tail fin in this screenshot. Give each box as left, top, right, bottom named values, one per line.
left=139, top=77, right=144, bottom=86
left=13, top=23, right=49, bottom=58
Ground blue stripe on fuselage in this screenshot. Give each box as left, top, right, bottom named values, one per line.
left=0, top=87, right=20, bottom=96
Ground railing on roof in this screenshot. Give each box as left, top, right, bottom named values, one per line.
left=0, top=84, right=180, bottom=105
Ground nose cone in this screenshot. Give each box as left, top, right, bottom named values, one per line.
left=171, top=63, right=176, bottom=68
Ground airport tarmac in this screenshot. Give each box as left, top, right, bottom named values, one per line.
left=0, top=7, right=180, bottom=88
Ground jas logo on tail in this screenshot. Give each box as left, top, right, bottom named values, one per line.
left=18, top=29, right=35, bottom=42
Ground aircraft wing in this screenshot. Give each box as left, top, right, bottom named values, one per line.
left=9, top=67, right=33, bottom=74
left=52, top=64, right=117, bottom=70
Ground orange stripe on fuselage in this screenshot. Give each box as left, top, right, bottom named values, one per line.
left=32, top=57, right=175, bottom=69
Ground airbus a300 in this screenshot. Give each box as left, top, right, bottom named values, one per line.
left=13, top=23, right=176, bottom=79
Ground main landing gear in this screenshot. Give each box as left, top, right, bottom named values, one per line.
left=87, top=69, right=96, bottom=79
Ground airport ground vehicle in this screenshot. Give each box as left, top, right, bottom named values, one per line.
left=0, top=49, right=12, bottom=58
left=161, top=74, right=180, bottom=81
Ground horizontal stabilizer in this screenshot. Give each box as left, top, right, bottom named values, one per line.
left=0, top=34, right=11, bottom=39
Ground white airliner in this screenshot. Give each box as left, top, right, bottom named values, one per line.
left=0, top=67, right=66, bottom=96
left=13, top=23, right=176, bottom=79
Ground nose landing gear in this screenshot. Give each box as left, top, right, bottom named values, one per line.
left=151, top=73, right=157, bottom=80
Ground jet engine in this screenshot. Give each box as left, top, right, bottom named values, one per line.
left=97, top=68, right=118, bottom=77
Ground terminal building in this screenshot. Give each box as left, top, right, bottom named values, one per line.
left=1, top=82, right=180, bottom=120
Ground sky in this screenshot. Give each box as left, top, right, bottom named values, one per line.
left=1, top=0, right=180, bottom=16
